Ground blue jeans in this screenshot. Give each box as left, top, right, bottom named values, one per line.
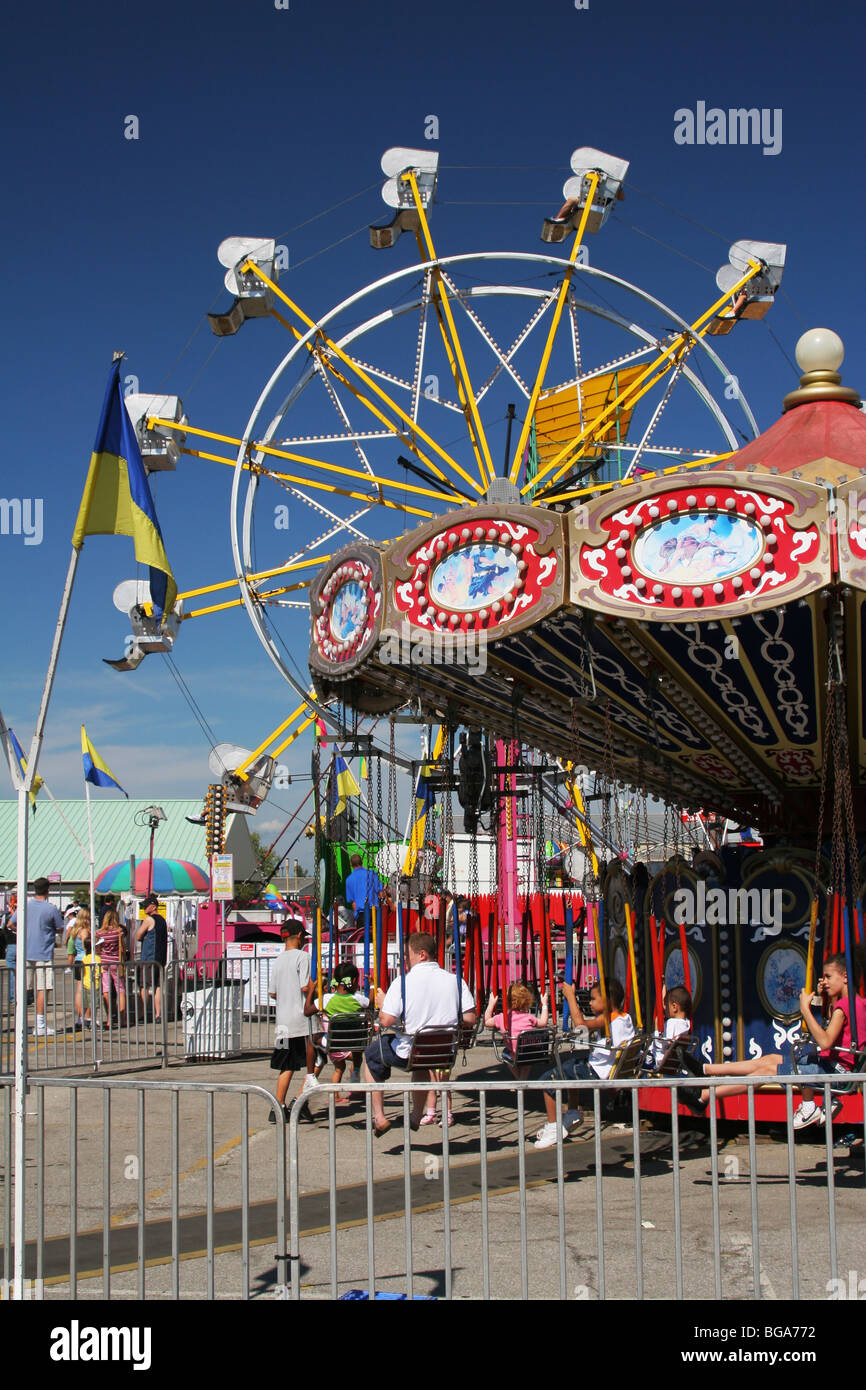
left=540, top=1056, right=594, bottom=1100
left=364, top=1034, right=410, bottom=1082
left=5, top=944, right=15, bottom=1005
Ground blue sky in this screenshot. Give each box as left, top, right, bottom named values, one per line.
left=2, top=0, right=864, bottom=842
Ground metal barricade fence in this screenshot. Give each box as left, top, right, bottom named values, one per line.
left=286, top=1073, right=866, bottom=1302
left=0, top=1076, right=288, bottom=1300
left=1, top=962, right=169, bottom=1075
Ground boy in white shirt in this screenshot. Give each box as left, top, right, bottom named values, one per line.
left=533, top=977, right=635, bottom=1149
left=651, top=984, right=692, bottom=1066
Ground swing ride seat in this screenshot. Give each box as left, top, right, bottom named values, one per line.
left=639, top=1031, right=699, bottom=1078
left=494, top=1025, right=558, bottom=1071
left=456, top=1017, right=482, bottom=1054
left=403, top=1025, right=460, bottom=1073
left=319, top=1011, right=374, bottom=1056
left=607, top=1033, right=651, bottom=1082
left=790, top=1041, right=866, bottom=1119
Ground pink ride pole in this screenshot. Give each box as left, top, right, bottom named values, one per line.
left=496, top=738, right=520, bottom=981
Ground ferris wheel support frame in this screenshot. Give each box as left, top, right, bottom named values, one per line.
left=228, top=251, right=760, bottom=720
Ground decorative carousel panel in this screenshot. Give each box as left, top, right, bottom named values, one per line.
left=569, top=472, right=831, bottom=621
left=835, top=477, right=866, bottom=590
left=385, top=504, right=565, bottom=642
left=309, top=544, right=385, bottom=680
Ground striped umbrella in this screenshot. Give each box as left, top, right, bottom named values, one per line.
left=95, top=858, right=210, bottom=894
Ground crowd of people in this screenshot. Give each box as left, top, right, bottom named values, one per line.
left=266, top=900, right=866, bottom=1146
left=0, top=879, right=169, bottom=1032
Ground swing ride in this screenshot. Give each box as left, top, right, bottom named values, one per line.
left=105, top=145, right=864, bottom=1124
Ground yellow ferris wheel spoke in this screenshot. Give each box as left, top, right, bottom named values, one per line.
left=508, top=171, right=600, bottom=486
left=403, top=170, right=494, bottom=490
left=180, top=580, right=310, bottom=621
left=177, top=555, right=330, bottom=604
left=539, top=339, right=694, bottom=490
left=239, top=259, right=485, bottom=497
left=150, top=419, right=457, bottom=507
left=182, top=446, right=436, bottom=519
left=523, top=258, right=762, bottom=495
left=234, top=701, right=313, bottom=779
left=268, top=308, right=472, bottom=500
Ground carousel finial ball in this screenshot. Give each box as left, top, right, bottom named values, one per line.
left=795, top=328, right=844, bottom=374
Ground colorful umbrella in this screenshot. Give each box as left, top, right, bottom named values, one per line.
left=95, top=858, right=210, bottom=894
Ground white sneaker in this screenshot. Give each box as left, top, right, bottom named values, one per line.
left=35, top=1024, right=54, bottom=1037
left=533, top=1121, right=567, bottom=1150
left=301, top=1073, right=320, bottom=1095
left=793, top=1101, right=823, bottom=1130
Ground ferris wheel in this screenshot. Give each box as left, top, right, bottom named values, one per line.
left=118, top=145, right=785, bottom=801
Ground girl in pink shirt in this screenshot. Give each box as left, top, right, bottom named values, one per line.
left=485, top=982, right=550, bottom=1079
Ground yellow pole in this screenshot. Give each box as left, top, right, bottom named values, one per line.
left=805, top=896, right=819, bottom=995
left=624, top=900, right=643, bottom=1030
left=239, top=261, right=485, bottom=496
left=150, top=418, right=457, bottom=505
left=234, top=703, right=310, bottom=778
left=508, top=172, right=600, bottom=485
left=268, top=327, right=475, bottom=504
left=182, top=446, right=435, bottom=519
left=178, top=556, right=330, bottom=602
left=567, top=771, right=599, bottom=880
left=403, top=171, right=495, bottom=489
left=540, top=339, right=693, bottom=489
left=523, top=259, right=763, bottom=495
left=269, top=714, right=318, bottom=761
left=180, top=582, right=309, bottom=621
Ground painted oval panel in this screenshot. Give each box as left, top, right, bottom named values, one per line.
left=758, top=944, right=806, bottom=1022
left=633, top=513, right=763, bottom=584
left=430, top=544, right=518, bottom=611
left=330, top=581, right=368, bottom=642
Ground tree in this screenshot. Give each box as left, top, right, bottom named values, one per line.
left=234, top=832, right=280, bottom=908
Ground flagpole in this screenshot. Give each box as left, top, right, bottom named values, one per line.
left=14, top=542, right=82, bottom=1301
left=84, top=778, right=96, bottom=936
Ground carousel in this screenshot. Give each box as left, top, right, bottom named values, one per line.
left=109, top=146, right=864, bottom=1121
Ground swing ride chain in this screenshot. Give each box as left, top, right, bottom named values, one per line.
left=312, top=740, right=322, bottom=911
left=388, top=717, right=398, bottom=886
left=571, top=698, right=595, bottom=903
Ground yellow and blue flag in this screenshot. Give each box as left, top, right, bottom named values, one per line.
left=7, top=728, right=43, bottom=810
left=81, top=725, right=128, bottom=797
left=333, top=755, right=361, bottom=816
left=73, top=359, right=177, bottom=621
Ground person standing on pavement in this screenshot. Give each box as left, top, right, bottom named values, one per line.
left=11, top=878, right=63, bottom=1037
left=136, top=893, right=169, bottom=1023
left=1, top=892, right=16, bottom=1006
left=267, top=921, right=318, bottom=1121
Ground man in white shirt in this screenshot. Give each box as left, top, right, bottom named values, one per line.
left=362, top=931, right=476, bottom=1137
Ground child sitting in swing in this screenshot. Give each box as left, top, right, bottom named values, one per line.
left=650, top=983, right=693, bottom=1067
left=484, top=982, right=550, bottom=1079
left=305, top=960, right=372, bottom=1104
